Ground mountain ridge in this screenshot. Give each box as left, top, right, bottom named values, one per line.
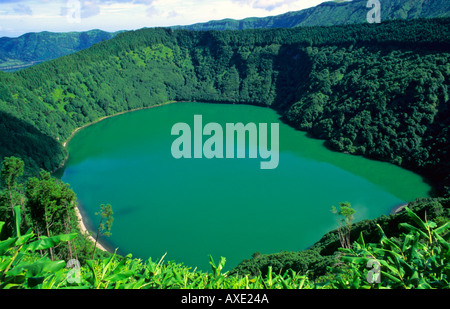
left=0, top=29, right=119, bottom=72
left=1, top=0, right=449, bottom=72
left=172, top=0, right=450, bottom=31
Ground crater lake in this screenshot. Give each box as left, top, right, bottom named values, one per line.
left=59, top=102, right=431, bottom=271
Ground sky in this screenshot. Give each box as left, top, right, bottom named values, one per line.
left=0, top=0, right=331, bottom=38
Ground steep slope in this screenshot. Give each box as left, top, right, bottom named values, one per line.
left=0, top=30, right=118, bottom=72
left=1, top=0, right=449, bottom=72
left=173, top=0, right=450, bottom=31
left=0, top=18, right=448, bottom=194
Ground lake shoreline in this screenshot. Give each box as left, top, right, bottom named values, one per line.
left=52, top=100, right=179, bottom=176
left=62, top=100, right=178, bottom=148
left=74, top=206, right=109, bottom=253
left=390, top=203, right=409, bottom=215
left=59, top=101, right=431, bottom=270
left=61, top=100, right=178, bottom=254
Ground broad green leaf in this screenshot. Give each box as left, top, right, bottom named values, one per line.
left=417, top=278, right=432, bottom=289
left=0, top=237, right=17, bottom=255
left=104, top=270, right=135, bottom=283
left=341, top=256, right=368, bottom=264
left=86, top=260, right=98, bottom=286
left=350, top=274, right=360, bottom=289
left=25, top=233, right=77, bottom=251
left=381, top=236, right=403, bottom=253
left=379, top=259, right=401, bottom=276
left=0, top=258, right=11, bottom=271
left=399, top=223, right=428, bottom=239
left=122, top=277, right=146, bottom=289
left=101, top=251, right=117, bottom=279
left=402, top=233, right=415, bottom=252
left=380, top=271, right=402, bottom=284
left=13, top=205, right=21, bottom=237
left=267, top=266, right=273, bottom=288
left=3, top=283, right=22, bottom=289
left=15, top=233, right=35, bottom=247
left=280, top=277, right=291, bottom=289
left=7, top=259, right=66, bottom=277
left=404, top=207, right=427, bottom=231
left=111, top=255, right=129, bottom=275
left=356, top=232, right=366, bottom=247
left=435, top=221, right=450, bottom=235
left=172, top=268, right=182, bottom=283
left=435, top=233, right=450, bottom=251
left=298, top=275, right=307, bottom=289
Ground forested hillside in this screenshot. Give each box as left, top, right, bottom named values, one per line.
left=2, top=0, right=450, bottom=73
left=0, top=16, right=449, bottom=290
left=0, top=30, right=118, bottom=72
left=173, top=0, right=450, bottom=31
left=0, top=17, right=449, bottom=195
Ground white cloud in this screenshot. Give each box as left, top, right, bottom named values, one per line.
left=80, top=1, right=101, bottom=18
left=231, top=0, right=296, bottom=11
left=166, top=10, right=178, bottom=19
left=0, top=0, right=330, bottom=37
left=13, top=4, right=33, bottom=15
left=146, top=5, right=159, bottom=17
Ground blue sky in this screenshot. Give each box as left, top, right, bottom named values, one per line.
left=0, top=0, right=330, bottom=37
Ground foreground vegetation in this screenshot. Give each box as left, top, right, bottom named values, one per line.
left=1, top=194, right=448, bottom=289
left=0, top=157, right=448, bottom=289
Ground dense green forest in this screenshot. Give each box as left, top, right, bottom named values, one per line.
left=0, top=30, right=118, bottom=72
left=1, top=17, right=449, bottom=194
left=2, top=0, right=449, bottom=73
left=0, top=17, right=449, bottom=289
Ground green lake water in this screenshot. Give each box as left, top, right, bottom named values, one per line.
left=60, top=102, right=431, bottom=271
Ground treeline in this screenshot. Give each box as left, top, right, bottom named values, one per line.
left=0, top=157, right=109, bottom=265
left=231, top=197, right=450, bottom=279
left=0, top=17, right=448, bottom=194
left=0, top=109, right=66, bottom=178
left=283, top=45, right=450, bottom=195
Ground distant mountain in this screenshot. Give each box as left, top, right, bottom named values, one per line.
left=0, top=30, right=118, bottom=72
left=1, top=0, right=449, bottom=72
left=173, top=0, right=450, bottom=31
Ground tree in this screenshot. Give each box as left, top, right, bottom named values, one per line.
left=0, top=157, right=25, bottom=237
left=1, top=157, right=24, bottom=216
left=59, top=183, right=77, bottom=260
left=92, top=204, right=114, bottom=259
left=331, top=202, right=356, bottom=249
left=26, top=171, right=58, bottom=260
left=25, top=170, right=78, bottom=261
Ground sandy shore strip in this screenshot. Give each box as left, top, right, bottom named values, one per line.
left=74, top=206, right=109, bottom=252
left=390, top=203, right=409, bottom=215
